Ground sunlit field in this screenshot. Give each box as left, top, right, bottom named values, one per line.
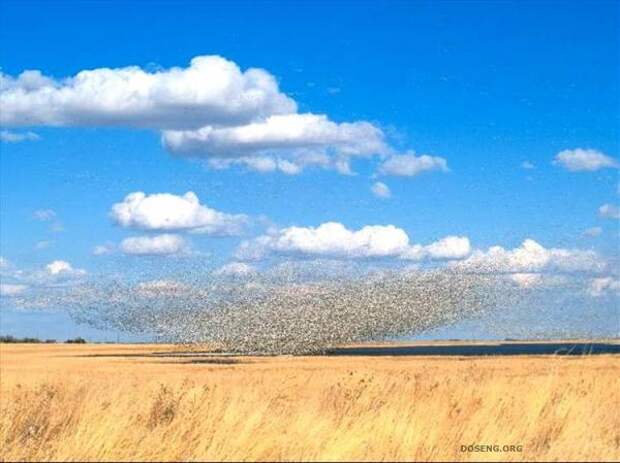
left=1, top=343, right=618, bottom=462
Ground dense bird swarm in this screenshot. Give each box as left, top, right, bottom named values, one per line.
left=46, top=268, right=522, bottom=354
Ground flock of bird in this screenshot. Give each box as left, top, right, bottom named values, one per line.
left=61, top=267, right=523, bottom=354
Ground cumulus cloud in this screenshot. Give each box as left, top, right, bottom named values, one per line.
left=207, top=156, right=305, bottom=175
left=0, top=259, right=86, bottom=296
left=235, top=222, right=470, bottom=262
left=588, top=277, right=620, bottom=297
left=378, top=152, right=449, bottom=177
left=207, top=154, right=325, bottom=175
left=46, top=260, right=86, bottom=276
left=120, top=234, right=187, bottom=256
left=401, top=236, right=472, bottom=261
left=163, top=113, right=387, bottom=158
left=1, top=55, right=441, bottom=176
left=38, top=260, right=86, bottom=285
left=110, top=191, right=247, bottom=235
left=553, top=148, right=618, bottom=172
left=451, top=239, right=604, bottom=277
left=213, top=262, right=257, bottom=277
left=0, top=256, right=9, bottom=269
left=46, top=260, right=70, bottom=275
left=0, top=130, right=39, bottom=143
left=236, top=222, right=409, bottom=260
left=371, top=181, right=391, bottom=199
left=599, top=204, right=620, bottom=220
left=0, top=56, right=296, bottom=129
left=163, top=113, right=388, bottom=174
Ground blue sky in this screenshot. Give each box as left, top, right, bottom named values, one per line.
left=0, top=0, right=618, bottom=340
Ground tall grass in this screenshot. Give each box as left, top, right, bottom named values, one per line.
left=1, top=344, right=618, bottom=462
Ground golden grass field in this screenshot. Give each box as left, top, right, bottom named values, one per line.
left=1, top=342, right=619, bottom=462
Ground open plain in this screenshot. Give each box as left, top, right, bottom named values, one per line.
left=1, top=342, right=619, bottom=462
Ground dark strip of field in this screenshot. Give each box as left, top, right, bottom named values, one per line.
left=327, top=341, right=620, bottom=356
left=72, top=341, right=620, bottom=359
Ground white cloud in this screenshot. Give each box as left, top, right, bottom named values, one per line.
left=207, top=155, right=307, bottom=175
left=451, top=239, right=604, bottom=275
left=235, top=222, right=470, bottom=262
left=599, top=204, right=620, bottom=220
left=588, top=277, right=620, bottom=297
left=0, top=259, right=86, bottom=292
left=163, top=113, right=388, bottom=174
left=0, top=283, right=27, bottom=296
left=33, top=209, right=56, bottom=221
left=553, top=148, right=618, bottom=172
left=583, top=227, right=602, bottom=237
left=371, top=181, right=391, bottom=199
left=0, top=130, right=39, bottom=143
left=163, top=113, right=387, bottom=158
left=120, top=234, right=187, bottom=256
left=46, top=260, right=70, bottom=275
left=46, top=260, right=85, bottom=276
left=236, top=222, right=409, bottom=260
left=521, top=161, right=535, bottom=169
left=401, top=236, right=471, bottom=261
left=0, top=56, right=296, bottom=129
left=214, top=262, right=257, bottom=277
left=1, top=55, right=439, bottom=176
left=110, top=191, right=247, bottom=235
left=378, top=152, right=449, bottom=177
left=0, top=256, right=9, bottom=269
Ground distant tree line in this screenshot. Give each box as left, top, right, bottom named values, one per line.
left=0, top=335, right=87, bottom=344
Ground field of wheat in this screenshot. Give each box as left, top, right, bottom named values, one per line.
left=0, top=343, right=618, bottom=462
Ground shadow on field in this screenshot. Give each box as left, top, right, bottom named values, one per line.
left=160, top=358, right=243, bottom=365
left=327, top=341, right=620, bottom=357
left=73, top=341, right=620, bottom=360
